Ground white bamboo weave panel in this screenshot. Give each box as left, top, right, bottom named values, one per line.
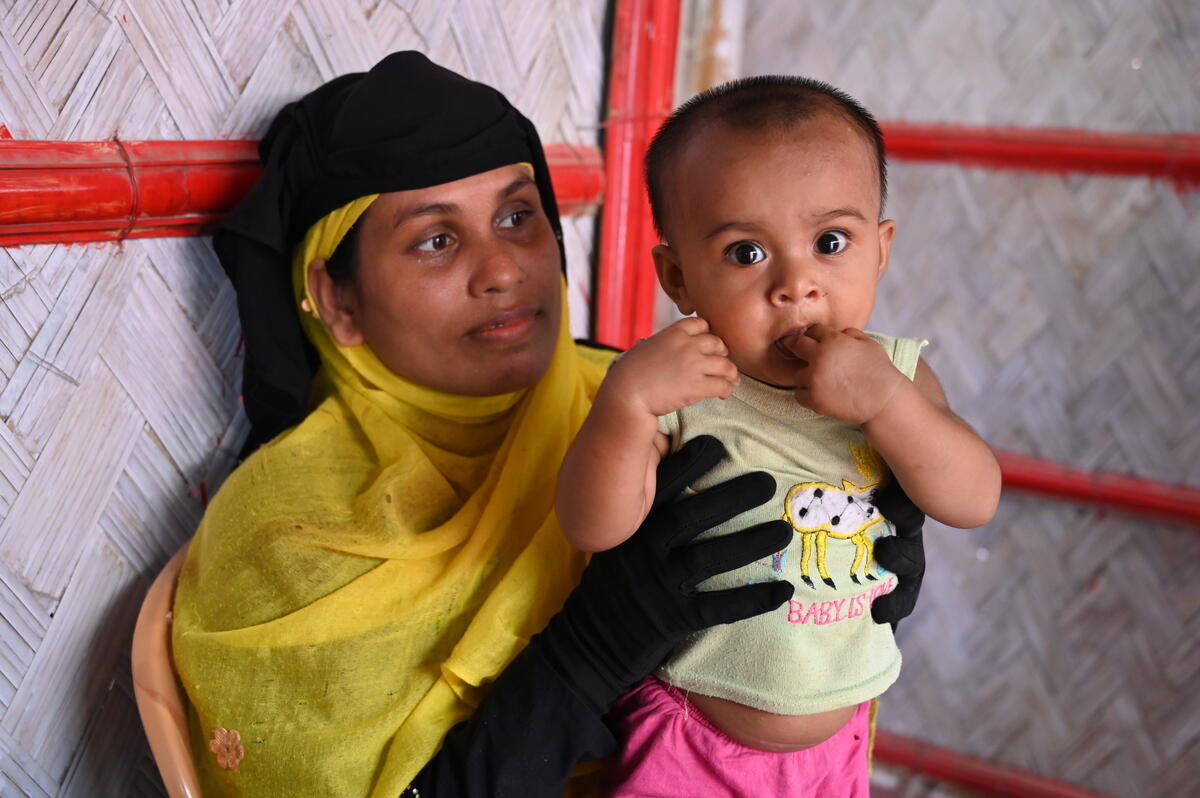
left=741, top=2, right=1200, bottom=796
left=0, top=1, right=609, bottom=794
left=746, top=0, right=1200, bottom=132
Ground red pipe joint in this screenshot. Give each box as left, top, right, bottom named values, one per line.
left=0, top=139, right=261, bottom=245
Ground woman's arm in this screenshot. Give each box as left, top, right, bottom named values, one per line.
left=400, top=643, right=614, bottom=797
left=407, top=435, right=794, bottom=797
left=556, top=318, right=738, bottom=552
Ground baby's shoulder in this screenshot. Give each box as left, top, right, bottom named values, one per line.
left=865, top=330, right=928, bottom=380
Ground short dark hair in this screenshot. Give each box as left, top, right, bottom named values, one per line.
left=645, top=75, right=888, bottom=238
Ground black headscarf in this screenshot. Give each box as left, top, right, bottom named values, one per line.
left=214, top=51, right=564, bottom=454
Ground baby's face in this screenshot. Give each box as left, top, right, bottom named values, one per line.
left=655, top=115, right=894, bottom=388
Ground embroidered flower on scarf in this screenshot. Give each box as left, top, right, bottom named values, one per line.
left=209, top=727, right=244, bottom=771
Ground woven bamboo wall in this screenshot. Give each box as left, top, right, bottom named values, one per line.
left=0, top=1, right=608, bottom=795
left=740, top=2, right=1200, bottom=797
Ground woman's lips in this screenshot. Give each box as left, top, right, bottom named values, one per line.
left=773, top=325, right=811, bottom=360
left=466, top=308, right=540, bottom=343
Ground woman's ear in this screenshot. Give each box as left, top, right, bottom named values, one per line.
left=652, top=244, right=695, bottom=315
left=307, top=258, right=365, bottom=347
left=876, top=219, right=896, bottom=281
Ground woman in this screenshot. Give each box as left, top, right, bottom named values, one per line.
left=172, top=51, right=926, bottom=797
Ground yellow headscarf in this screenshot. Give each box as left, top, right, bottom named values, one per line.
left=174, top=195, right=614, bottom=796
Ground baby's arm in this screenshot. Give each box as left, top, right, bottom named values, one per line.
left=788, top=325, right=1001, bottom=529
left=863, top=358, right=1000, bottom=528
left=557, top=318, right=739, bottom=552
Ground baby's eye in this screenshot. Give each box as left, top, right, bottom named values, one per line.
left=415, top=233, right=453, bottom=253
left=726, top=241, right=766, bottom=265
left=498, top=210, right=533, bottom=229
left=815, top=230, right=849, bottom=255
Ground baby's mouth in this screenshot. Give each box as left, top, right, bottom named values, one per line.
left=773, top=326, right=811, bottom=360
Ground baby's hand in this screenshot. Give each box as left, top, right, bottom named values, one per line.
left=605, top=317, right=740, bottom=417
left=783, top=324, right=904, bottom=424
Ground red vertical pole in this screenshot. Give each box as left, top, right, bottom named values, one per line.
left=595, top=0, right=682, bottom=349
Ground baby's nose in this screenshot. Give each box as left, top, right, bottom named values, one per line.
left=770, top=263, right=821, bottom=305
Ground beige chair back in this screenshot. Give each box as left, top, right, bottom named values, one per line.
left=132, top=543, right=201, bottom=798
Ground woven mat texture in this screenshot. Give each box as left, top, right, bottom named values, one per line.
left=0, top=1, right=606, bottom=795
left=741, top=2, right=1200, bottom=797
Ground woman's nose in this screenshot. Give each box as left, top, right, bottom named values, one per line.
left=469, top=244, right=524, bottom=296
left=770, top=259, right=822, bottom=306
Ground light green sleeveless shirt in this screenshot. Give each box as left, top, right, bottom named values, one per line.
left=656, top=332, right=927, bottom=715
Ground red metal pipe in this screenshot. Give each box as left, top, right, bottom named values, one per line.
left=594, top=0, right=681, bottom=350
left=883, top=123, right=1200, bottom=187
left=4, top=126, right=1192, bottom=251
left=875, top=730, right=1113, bottom=798
left=0, top=140, right=605, bottom=247
left=996, top=449, right=1200, bottom=527
left=0, top=140, right=260, bottom=245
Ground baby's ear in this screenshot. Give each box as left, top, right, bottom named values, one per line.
left=652, top=244, right=694, bottom=315
left=876, top=220, right=896, bottom=280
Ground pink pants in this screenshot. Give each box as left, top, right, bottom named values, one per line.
left=599, top=678, right=871, bottom=798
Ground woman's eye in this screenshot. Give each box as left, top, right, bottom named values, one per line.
left=499, top=210, right=532, bottom=229
left=416, top=233, right=453, bottom=253
left=726, top=241, right=766, bottom=265
left=815, top=230, right=849, bottom=255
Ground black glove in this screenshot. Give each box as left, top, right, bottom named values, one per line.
left=870, top=479, right=927, bottom=630
left=534, top=434, right=795, bottom=714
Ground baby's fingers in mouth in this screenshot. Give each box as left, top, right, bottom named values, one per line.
left=774, top=326, right=811, bottom=359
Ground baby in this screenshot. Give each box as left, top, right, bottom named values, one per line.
left=557, top=76, right=1001, bottom=795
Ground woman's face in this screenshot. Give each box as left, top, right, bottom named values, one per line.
left=313, top=164, right=564, bottom=395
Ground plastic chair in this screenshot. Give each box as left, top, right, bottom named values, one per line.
left=132, top=542, right=202, bottom=798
